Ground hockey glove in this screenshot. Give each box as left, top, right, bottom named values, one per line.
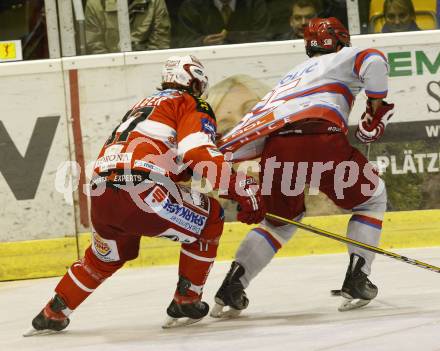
left=220, top=172, right=265, bottom=225
left=356, top=100, right=394, bottom=144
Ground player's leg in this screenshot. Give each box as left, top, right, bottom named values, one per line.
left=320, top=139, right=387, bottom=310
left=28, top=232, right=141, bottom=335
left=140, top=183, right=226, bottom=327
left=211, top=136, right=306, bottom=317
left=339, top=183, right=386, bottom=307
left=26, top=186, right=141, bottom=335
left=164, top=196, right=225, bottom=326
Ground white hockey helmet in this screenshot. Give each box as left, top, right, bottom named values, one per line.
left=161, top=55, right=208, bottom=97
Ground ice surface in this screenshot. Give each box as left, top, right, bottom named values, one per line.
left=1, top=248, right=440, bottom=351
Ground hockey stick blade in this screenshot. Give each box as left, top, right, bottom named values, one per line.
left=266, top=213, right=440, bottom=274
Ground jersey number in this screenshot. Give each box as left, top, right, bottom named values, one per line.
left=106, top=106, right=154, bottom=145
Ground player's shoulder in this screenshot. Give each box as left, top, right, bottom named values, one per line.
left=334, top=47, right=387, bottom=70
left=334, top=46, right=362, bottom=59
left=185, top=93, right=216, bottom=120
left=349, top=46, right=387, bottom=61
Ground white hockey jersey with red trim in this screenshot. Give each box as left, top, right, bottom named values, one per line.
left=219, top=46, right=389, bottom=162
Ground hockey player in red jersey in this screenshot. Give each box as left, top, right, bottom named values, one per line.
left=211, top=18, right=395, bottom=317
left=26, top=55, right=265, bottom=335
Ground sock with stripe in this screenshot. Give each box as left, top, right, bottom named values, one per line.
left=347, top=214, right=382, bottom=275
left=54, top=246, right=123, bottom=313
left=175, top=240, right=219, bottom=304
left=173, top=199, right=224, bottom=304
left=235, top=217, right=301, bottom=288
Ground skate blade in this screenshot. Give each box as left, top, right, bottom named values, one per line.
left=162, top=316, right=203, bottom=329
left=209, top=303, right=242, bottom=319
left=330, top=289, right=342, bottom=296
left=23, top=328, right=63, bottom=337
left=338, top=297, right=371, bottom=312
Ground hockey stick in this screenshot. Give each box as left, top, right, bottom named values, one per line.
left=266, top=213, right=440, bottom=274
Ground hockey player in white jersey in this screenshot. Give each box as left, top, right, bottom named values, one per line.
left=211, top=17, right=395, bottom=316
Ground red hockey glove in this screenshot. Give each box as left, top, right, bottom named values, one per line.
left=220, top=172, right=265, bottom=225
left=356, top=100, right=394, bottom=144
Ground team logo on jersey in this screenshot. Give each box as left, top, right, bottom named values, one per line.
left=167, top=135, right=177, bottom=146
left=194, top=97, right=216, bottom=119
left=201, top=118, right=216, bottom=141
left=91, top=232, right=120, bottom=262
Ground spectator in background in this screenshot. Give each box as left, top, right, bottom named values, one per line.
left=85, top=0, right=170, bottom=54
left=278, top=0, right=323, bottom=40
left=164, top=0, right=184, bottom=47
left=359, top=0, right=371, bottom=34
left=321, top=0, right=348, bottom=29
left=438, top=0, right=440, bottom=28
left=174, top=0, right=270, bottom=48
left=382, top=0, right=420, bottom=33
left=266, top=0, right=293, bottom=41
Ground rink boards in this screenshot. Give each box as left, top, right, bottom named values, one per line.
left=1, top=209, right=440, bottom=281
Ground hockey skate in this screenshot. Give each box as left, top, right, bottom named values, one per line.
left=162, top=276, right=209, bottom=329
left=337, top=253, right=378, bottom=312
left=23, top=295, right=70, bottom=337
left=210, top=261, right=249, bottom=318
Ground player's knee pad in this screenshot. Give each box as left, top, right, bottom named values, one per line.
left=353, top=179, right=387, bottom=219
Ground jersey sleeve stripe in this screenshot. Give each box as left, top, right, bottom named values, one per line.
left=220, top=104, right=348, bottom=153
left=274, top=82, right=354, bottom=107
left=353, top=49, right=387, bottom=77
left=178, top=132, right=216, bottom=156
left=365, top=89, right=388, bottom=98
left=133, top=119, right=176, bottom=143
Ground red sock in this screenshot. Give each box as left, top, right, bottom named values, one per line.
left=55, top=247, right=123, bottom=310
left=174, top=239, right=219, bottom=304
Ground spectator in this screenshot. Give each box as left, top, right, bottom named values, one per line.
left=381, top=0, right=420, bottom=33
left=85, top=0, right=170, bottom=54
left=321, top=0, right=348, bottom=29
left=266, top=0, right=293, bottom=41
left=359, top=0, right=371, bottom=34
left=164, top=0, right=184, bottom=47
left=174, top=0, right=270, bottom=48
left=278, top=0, right=323, bottom=40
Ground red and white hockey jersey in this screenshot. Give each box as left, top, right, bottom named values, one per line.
left=93, top=89, right=226, bottom=188
left=219, top=46, right=389, bottom=161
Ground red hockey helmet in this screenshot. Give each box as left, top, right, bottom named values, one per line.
left=304, top=17, right=351, bottom=57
